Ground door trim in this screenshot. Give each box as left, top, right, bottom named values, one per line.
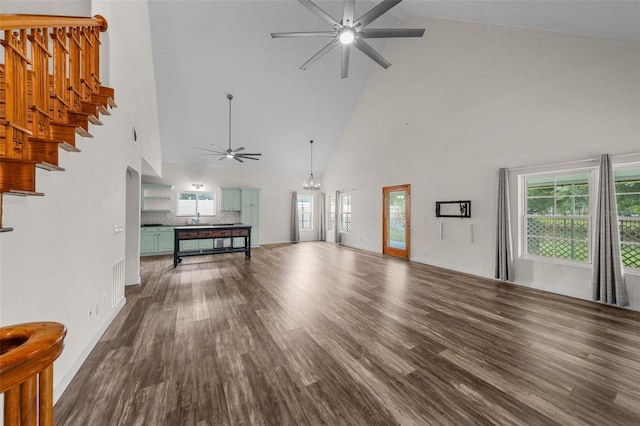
left=382, top=184, right=410, bottom=259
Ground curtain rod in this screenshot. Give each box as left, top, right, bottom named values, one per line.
left=506, top=152, right=640, bottom=172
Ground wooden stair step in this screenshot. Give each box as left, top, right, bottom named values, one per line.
left=58, top=142, right=81, bottom=152
left=99, top=86, right=117, bottom=108
left=0, top=158, right=38, bottom=193
left=6, top=190, right=45, bottom=197
left=27, top=137, right=63, bottom=168
left=36, top=162, right=65, bottom=172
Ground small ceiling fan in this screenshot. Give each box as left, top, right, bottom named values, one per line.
left=195, top=94, right=262, bottom=162
left=271, top=0, right=425, bottom=79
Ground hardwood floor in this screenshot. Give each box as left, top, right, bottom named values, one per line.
left=54, top=242, right=640, bottom=425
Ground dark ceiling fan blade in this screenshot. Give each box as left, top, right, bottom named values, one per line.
left=298, top=0, right=341, bottom=29
left=234, top=156, right=244, bottom=163
left=360, top=28, right=425, bottom=38
left=233, top=147, right=245, bottom=152
left=195, top=147, right=225, bottom=154
left=341, top=43, right=350, bottom=79
left=300, top=38, right=339, bottom=70
left=236, top=156, right=261, bottom=160
left=354, top=39, right=391, bottom=68
left=210, top=144, right=226, bottom=152
left=355, top=0, right=402, bottom=28
left=236, top=153, right=262, bottom=157
left=342, top=0, right=355, bottom=25
left=218, top=156, right=226, bottom=161
left=271, top=31, right=336, bottom=38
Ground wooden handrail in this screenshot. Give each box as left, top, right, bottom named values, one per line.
left=0, top=322, right=67, bottom=425
left=0, top=14, right=108, bottom=32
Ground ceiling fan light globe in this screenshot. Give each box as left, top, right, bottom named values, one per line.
left=226, top=154, right=233, bottom=158
left=339, top=29, right=355, bottom=44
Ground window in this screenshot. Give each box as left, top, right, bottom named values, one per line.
left=328, top=196, right=336, bottom=231
left=341, top=195, right=352, bottom=232
left=298, top=195, right=312, bottom=230
left=177, top=192, right=215, bottom=216
left=615, top=167, right=640, bottom=269
left=522, top=171, right=591, bottom=263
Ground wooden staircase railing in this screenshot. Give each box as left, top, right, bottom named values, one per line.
left=0, top=14, right=116, bottom=231
left=0, top=322, right=67, bottom=425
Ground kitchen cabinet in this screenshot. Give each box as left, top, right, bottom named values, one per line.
left=141, top=184, right=173, bottom=212
left=220, top=188, right=242, bottom=211
left=241, top=188, right=260, bottom=247
left=179, top=239, right=214, bottom=251
left=141, top=226, right=174, bottom=255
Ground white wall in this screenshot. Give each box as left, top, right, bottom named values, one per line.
left=0, top=0, right=162, bottom=403
left=323, top=17, right=640, bottom=309
left=143, top=163, right=324, bottom=245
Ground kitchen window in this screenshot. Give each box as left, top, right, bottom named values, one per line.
left=177, top=192, right=215, bottom=217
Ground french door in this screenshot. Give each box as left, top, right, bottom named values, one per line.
left=383, top=184, right=410, bottom=259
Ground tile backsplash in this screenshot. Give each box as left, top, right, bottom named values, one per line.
left=141, top=210, right=241, bottom=226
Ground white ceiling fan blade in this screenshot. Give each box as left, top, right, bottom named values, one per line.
left=342, top=0, right=355, bottom=26
left=271, top=31, right=336, bottom=38
left=355, top=0, right=402, bottom=29
left=341, top=43, right=350, bottom=79
left=360, top=28, right=425, bottom=38
left=300, top=38, right=339, bottom=70
left=195, top=147, right=225, bottom=154
left=354, top=39, right=391, bottom=69
left=298, top=0, right=341, bottom=29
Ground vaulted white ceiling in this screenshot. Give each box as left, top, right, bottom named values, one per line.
left=148, top=0, right=640, bottom=177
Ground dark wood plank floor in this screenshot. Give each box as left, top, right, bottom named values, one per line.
left=54, top=242, right=640, bottom=425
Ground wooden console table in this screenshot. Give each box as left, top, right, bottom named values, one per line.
left=173, top=225, right=251, bottom=267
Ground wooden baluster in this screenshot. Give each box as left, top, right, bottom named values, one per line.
left=28, top=27, right=51, bottom=139
left=50, top=27, right=68, bottom=124
left=4, top=386, right=20, bottom=425
left=1, top=28, right=31, bottom=159
left=67, top=27, right=81, bottom=112
left=39, top=365, right=54, bottom=426
left=20, top=375, right=37, bottom=425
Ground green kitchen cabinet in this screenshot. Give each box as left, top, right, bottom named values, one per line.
left=220, top=188, right=242, bottom=211
left=140, top=226, right=174, bottom=255
left=241, top=188, right=260, bottom=247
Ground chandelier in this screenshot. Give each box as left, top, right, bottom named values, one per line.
left=303, top=140, right=321, bottom=191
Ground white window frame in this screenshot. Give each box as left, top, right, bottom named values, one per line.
left=518, top=168, right=595, bottom=267
left=614, top=162, right=640, bottom=273
left=298, top=195, right=313, bottom=230
left=341, top=195, right=352, bottom=233
left=328, top=196, right=336, bottom=231
left=177, top=191, right=216, bottom=217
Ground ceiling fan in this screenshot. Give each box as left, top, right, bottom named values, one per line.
left=195, top=94, right=262, bottom=162
left=271, top=0, right=425, bottom=79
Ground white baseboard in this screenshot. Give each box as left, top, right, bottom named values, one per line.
left=125, top=276, right=141, bottom=286
left=53, top=297, right=126, bottom=403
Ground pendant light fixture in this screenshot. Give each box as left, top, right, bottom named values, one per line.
left=303, top=140, right=321, bottom=191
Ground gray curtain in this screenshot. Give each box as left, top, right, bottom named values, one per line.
left=495, top=168, right=513, bottom=281
left=291, top=191, right=300, bottom=242
left=592, top=154, right=628, bottom=306
left=319, top=192, right=326, bottom=241
left=334, top=190, right=341, bottom=244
